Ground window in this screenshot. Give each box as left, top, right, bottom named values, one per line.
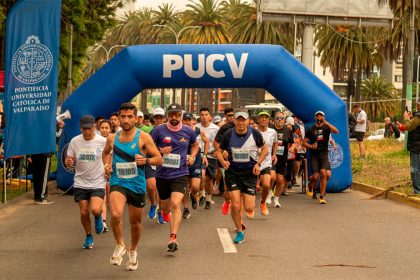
left=395, top=75, right=403, bottom=82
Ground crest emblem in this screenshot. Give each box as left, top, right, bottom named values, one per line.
left=328, top=143, right=344, bottom=169
left=12, top=35, right=53, bottom=84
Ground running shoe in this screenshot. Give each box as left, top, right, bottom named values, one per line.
left=110, top=244, right=126, bottom=265
left=191, top=193, right=198, bottom=209
left=162, top=211, right=171, bottom=223
left=246, top=209, right=254, bottom=219
left=199, top=196, right=205, bottom=206
left=260, top=202, right=269, bottom=216
left=167, top=238, right=179, bottom=252
left=281, top=191, right=290, bottom=196
left=182, top=208, right=190, bottom=219
left=312, top=191, right=318, bottom=200
left=148, top=204, right=158, bottom=219
left=94, top=216, right=104, bottom=234
left=126, top=251, right=138, bottom=271
left=34, top=199, right=53, bottom=205
left=103, top=221, right=108, bottom=233
left=274, top=200, right=282, bottom=208
left=205, top=201, right=211, bottom=209
left=221, top=201, right=230, bottom=215
left=319, top=197, right=327, bottom=204
left=306, top=186, right=313, bottom=198
left=82, top=235, right=94, bottom=249
left=157, top=211, right=166, bottom=224
left=233, top=231, right=245, bottom=244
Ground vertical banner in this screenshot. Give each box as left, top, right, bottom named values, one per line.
left=4, top=0, right=62, bottom=159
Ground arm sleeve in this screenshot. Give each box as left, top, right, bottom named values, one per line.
left=252, top=129, right=265, bottom=148
left=405, top=117, right=420, bottom=132
left=67, top=140, right=76, bottom=158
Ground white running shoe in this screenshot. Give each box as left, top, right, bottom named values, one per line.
left=110, top=245, right=126, bottom=266
left=126, top=251, right=138, bottom=271
left=274, top=201, right=282, bottom=208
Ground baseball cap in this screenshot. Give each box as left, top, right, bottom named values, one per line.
left=258, top=111, right=270, bottom=117
left=315, top=111, right=325, bottom=116
left=183, top=112, right=193, bottom=120
left=137, top=111, right=144, bottom=118
left=213, top=116, right=222, bottom=123
left=153, top=107, right=165, bottom=116
left=167, top=103, right=182, bottom=113
left=285, top=116, right=295, bottom=126
left=80, top=115, right=95, bottom=128
left=234, top=111, right=249, bottom=119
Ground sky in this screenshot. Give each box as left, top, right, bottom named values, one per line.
left=136, top=0, right=191, bottom=11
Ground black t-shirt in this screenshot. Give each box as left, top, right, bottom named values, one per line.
left=215, top=122, right=235, bottom=143
left=305, top=124, right=331, bottom=153
left=274, top=125, right=293, bottom=158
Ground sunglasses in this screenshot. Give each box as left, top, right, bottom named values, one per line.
left=226, top=114, right=234, bottom=117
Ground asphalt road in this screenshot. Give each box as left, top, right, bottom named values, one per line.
left=1, top=187, right=420, bottom=280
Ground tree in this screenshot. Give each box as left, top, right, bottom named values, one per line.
left=360, top=74, right=397, bottom=121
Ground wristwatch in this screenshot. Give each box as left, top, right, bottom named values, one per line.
left=146, top=158, right=150, bottom=165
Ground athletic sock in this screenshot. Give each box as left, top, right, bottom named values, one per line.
left=206, top=194, right=212, bottom=202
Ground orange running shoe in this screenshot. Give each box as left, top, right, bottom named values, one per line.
left=221, top=200, right=231, bottom=215
left=260, top=202, right=269, bottom=216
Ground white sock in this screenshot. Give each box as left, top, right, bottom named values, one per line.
left=206, top=194, right=212, bottom=202
left=201, top=189, right=205, bottom=197
left=273, top=196, right=279, bottom=203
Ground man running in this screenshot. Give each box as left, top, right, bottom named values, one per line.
left=196, top=107, right=220, bottom=209
left=215, top=111, right=267, bottom=244
left=103, top=103, right=162, bottom=271
left=65, top=115, right=107, bottom=249
left=150, top=103, right=199, bottom=252
left=303, top=111, right=338, bottom=204
left=256, top=111, right=277, bottom=216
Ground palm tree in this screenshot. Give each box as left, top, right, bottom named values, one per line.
left=361, top=74, right=397, bottom=121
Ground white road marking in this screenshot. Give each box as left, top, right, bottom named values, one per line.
left=217, top=228, right=237, bottom=253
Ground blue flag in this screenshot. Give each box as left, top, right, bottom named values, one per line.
left=4, top=0, right=62, bottom=158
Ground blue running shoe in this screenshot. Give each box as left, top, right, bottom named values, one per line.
left=233, top=231, right=245, bottom=244
left=95, top=216, right=104, bottom=234
left=83, top=235, right=94, bottom=249
left=149, top=204, right=158, bottom=219
left=157, top=211, right=166, bottom=224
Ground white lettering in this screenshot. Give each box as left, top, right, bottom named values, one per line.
left=226, top=53, right=248, bottom=78
left=206, top=54, right=225, bottom=78
left=184, top=54, right=205, bottom=78
left=163, top=55, right=183, bottom=78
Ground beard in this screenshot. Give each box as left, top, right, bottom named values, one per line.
left=170, top=119, right=180, bottom=126
left=122, top=122, right=134, bottom=131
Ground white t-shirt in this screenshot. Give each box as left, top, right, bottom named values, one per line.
left=67, top=134, right=107, bottom=190
left=355, top=110, right=367, bottom=132
left=259, top=128, right=277, bottom=169
left=196, top=122, right=220, bottom=159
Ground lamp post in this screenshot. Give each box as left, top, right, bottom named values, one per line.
left=96, top=44, right=127, bottom=62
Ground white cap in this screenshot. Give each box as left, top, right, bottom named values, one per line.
left=285, top=116, right=294, bottom=126
left=153, top=107, right=165, bottom=116
left=315, top=111, right=325, bottom=116
left=213, top=116, right=222, bottom=123
left=234, top=111, right=249, bottom=119
left=137, top=111, right=144, bottom=118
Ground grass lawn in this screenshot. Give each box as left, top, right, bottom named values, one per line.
left=350, top=139, right=414, bottom=195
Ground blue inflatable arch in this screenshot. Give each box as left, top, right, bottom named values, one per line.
left=58, top=44, right=351, bottom=192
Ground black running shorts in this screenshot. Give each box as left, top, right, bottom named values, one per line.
left=74, top=188, right=105, bottom=203
left=110, top=186, right=146, bottom=208
left=225, top=168, right=257, bottom=196
left=156, top=175, right=188, bottom=200
left=310, top=151, right=330, bottom=174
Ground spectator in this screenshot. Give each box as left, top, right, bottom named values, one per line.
left=352, top=104, right=367, bottom=158
left=404, top=99, right=420, bottom=195
left=384, top=117, right=400, bottom=139
left=348, top=112, right=357, bottom=138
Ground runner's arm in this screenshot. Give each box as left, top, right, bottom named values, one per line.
left=142, top=133, right=162, bottom=166
left=102, top=134, right=115, bottom=165
left=200, top=129, right=210, bottom=155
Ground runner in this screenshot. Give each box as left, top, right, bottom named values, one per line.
left=109, top=112, right=121, bottom=133
left=272, top=112, right=295, bottom=208
left=256, top=111, right=277, bottom=216
left=196, top=107, right=220, bottom=209
left=136, top=111, right=153, bottom=133
left=65, top=115, right=107, bottom=249
left=150, top=103, right=199, bottom=252
left=99, top=119, right=112, bottom=232
left=303, top=111, right=339, bottom=204
left=103, top=103, right=162, bottom=270
left=215, top=111, right=267, bottom=244
left=182, top=112, right=209, bottom=218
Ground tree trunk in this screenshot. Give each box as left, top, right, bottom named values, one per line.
left=214, top=88, right=220, bottom=115
left=141, top=89, right=148, bottom=113
left=346, top=67, right=354, bottom=111
left=181, top=88, right=186, bottom=110
left=355, top=66, right=362, bottom=102
left=160, top=88, right=165, bottom=108
left=172, top=88, right=176, bottom=104
left=402, top=46, right=408, bottom=112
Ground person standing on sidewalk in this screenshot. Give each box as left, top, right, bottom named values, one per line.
left=103, top=103, right=162, bottom=271
left=404, top=99, right=420, bottom=195
left=65, top=115, right=107, bottom=249
left=352, top=104, right=367, bottom=157
left=215, top=111, right=267, bottom=244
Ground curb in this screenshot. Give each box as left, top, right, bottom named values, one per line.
left=352, top=182, right=420, bottom=210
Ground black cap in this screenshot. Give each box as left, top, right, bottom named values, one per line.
left=80, top=115, right=95, bottom=128
left=183, top=112, right=193, bottom=120
left=167, top=103, right=182, bottom=113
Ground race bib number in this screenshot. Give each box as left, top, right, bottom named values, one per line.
left=317, top=130, right=324, bottom=141
left=78, top=150, right=96, bottom=162
left=116, top=162, right=138, bottom=179
left=232, top=148, right=250, bottom=162
left=277, top=146, right=285, bottom=156
left=163, top=154, right=181, bottom=168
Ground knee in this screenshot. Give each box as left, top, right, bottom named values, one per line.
left=111, top=211, right=123, bottom=223
left=80, top=209, right=90, bottom=218
left=91, top=207, right=102, bottom=217
left=312, top=174, right=319, bottom=181
left=320, top=170, right=327, bottom=177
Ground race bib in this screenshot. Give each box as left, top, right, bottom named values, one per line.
left=287, top=151, right=295, bottom=160
left=116, top=162, right=138, bottom=179
left=78, top=150, right=96, bottom=162
left=232, top=148, right=250, bottom=162
left=163, top=153, right=181, bottom=168
left=317, top=130, right=324, bottom=141
left=277, top=146, right=285, bottom=156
